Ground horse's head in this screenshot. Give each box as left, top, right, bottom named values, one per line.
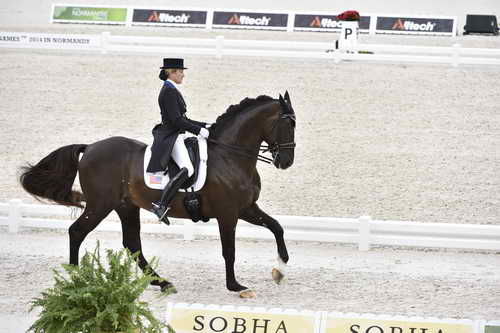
left=264, top=91, right=296, bottom=169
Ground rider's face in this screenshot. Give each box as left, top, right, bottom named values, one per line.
left=170, top=69, right=184, bottom=84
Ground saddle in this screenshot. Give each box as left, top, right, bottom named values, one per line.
left=144, top=135, right=208, bottom=192
left=143, top=135, right=209, bottom=223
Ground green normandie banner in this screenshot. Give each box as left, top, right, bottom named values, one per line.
left=53, top=6, right=127, bottom=23
left=486, top=326, right=500, bottom=333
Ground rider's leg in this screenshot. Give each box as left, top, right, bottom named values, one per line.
left=170, top=134, right=195, bottom=178
left=152, top=135, right=193, bottom=222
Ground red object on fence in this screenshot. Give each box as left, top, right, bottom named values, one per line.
left=337, top=10, right=360, bottom=21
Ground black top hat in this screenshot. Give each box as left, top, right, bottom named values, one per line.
left=160, top=58, right=187, bottom=69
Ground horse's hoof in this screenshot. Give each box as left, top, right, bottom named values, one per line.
left=272, top=268, right=285, bottom=284
left=239, top=289, right=256, bottom=298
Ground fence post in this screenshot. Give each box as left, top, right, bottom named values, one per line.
left=183, top=220, right=195, bottom=241
left=215, top=35, right=224, bottom=59
left=8, top=199, right=22, bottom=233
left=101, top=31, right=110, bottom=55
left=206, top=10, right=214, bottom=31
left=358, top=215, right=371, bottom=251
left=332, top=48, right=342, bottom=64
left=369, top=15, right=377, bottom=35
left=451, top=43, right=461, bottom=67
left=287, top=13, right=295, bottom=33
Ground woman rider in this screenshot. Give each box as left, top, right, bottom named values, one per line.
left=147, top=58, right=210, bottom=222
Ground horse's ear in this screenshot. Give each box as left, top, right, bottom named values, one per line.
left=279, top=94, right=285, bottom=105
left=278, top=94, right=288, bottom=113
left=284, top=91, right=290, bottom=103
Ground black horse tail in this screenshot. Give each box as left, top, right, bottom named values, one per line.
left=19, top=144, right=88, bottom=208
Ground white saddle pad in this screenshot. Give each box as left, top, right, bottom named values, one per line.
left=143, top=135, right=208, bottom=191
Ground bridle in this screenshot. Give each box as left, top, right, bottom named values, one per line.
left=208, top=107, right=296, bottom=165
left=260, top=112, right=296, bottom=164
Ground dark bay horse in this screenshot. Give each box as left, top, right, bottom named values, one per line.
left=20, top=92, right=296, bottom=298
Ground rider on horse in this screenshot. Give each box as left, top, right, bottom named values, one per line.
left=147, top=58, right=211, bottom=222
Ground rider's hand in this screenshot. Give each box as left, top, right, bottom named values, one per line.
left=199, top=128, right=210, bottom=139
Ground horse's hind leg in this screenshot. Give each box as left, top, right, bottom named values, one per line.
left=239, top=203, right=289, bottom=284
left=115, top=202, right=176, bottom=294
left=68, top=203, right=113, bottom=265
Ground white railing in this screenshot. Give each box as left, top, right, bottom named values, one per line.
left=102, top=32, right=500, bottom=66
left=1, top=199, right=499, bottom=251
left=1, top=31, right=500, bottom=66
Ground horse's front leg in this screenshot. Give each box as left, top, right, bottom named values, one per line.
left=239, top=203, right=289, bottom=284
left=217, top=213, right=256, bottom=298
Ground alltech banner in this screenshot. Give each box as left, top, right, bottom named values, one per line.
left=376, top=16, right=456, bottom=35
left=52, top=5, right=127, bottom=24
left=212, top=11, right=289, bottom=30
left=166, top=303, right=320, bottom=333
left=294, top=14, right=370, bottom=32
left=325, top=315, right=475, bottom=333
left=132, top=8, right=207, bottom=27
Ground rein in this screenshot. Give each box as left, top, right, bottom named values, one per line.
left=207, top=138, right=276, bottom=164
left=207, top=100, right=296, bottom=165
left=207, top=138, right=296, bottom=165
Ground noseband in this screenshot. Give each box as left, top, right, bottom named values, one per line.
left=208, top=111, right=296, bottom=165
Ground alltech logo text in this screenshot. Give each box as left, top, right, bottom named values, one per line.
left=309, top=16, right=342, bottom=28
left=392, top=19, right=436, bottom=31
left=148, top=11, right=190, bottom=23
left=228, top=14, right=271, bottom=26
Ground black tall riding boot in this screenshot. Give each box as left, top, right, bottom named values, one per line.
left=152, top=167, right=189, bottom=224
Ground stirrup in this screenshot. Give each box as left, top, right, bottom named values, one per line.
left=159, top=207, right=170, bottom=225
left=152, top=203, right=170, bottom=225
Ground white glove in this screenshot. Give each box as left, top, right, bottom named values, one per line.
left=205, top=123, right=213, bottom=129
left=199, top=128, right=210, bottom=139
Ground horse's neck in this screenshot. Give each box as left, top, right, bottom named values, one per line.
left=209, top=105, right=276, bottom=171
left=215, top=108, right=269, bottom=152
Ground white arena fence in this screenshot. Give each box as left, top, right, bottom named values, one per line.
left=1, top=199, right=499, bottom=251
left=1, top=31, right=500, bottom=66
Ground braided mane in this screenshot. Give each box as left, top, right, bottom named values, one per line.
left=211, top=95, right=274, bottom=134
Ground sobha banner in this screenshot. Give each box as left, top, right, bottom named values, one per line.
left=52, top=5, right=127, bottom=24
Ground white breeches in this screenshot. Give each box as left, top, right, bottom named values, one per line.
left=171, top=133, right=194, bottom=177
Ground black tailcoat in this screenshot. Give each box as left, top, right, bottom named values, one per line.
left=146, top=80, right=206, bottom=173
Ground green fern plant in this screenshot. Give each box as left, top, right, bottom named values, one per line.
left=28, top=242, right=173, bottom=333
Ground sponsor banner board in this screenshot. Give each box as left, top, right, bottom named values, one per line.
left=376, top=16, right=455, bottom=35
left=132, top=9, right=207, bottom=27
left=167, top=303, right=319, bottom=333
left=294, top=14, right=370, bottom=32
left=0, top=32, right=100, bottom=49
left=325, top=315, right=475, bottom=333
left=52, top=5, right=127, bottom=24
left=213, top=11, right=288, bottom=30
left=486, top=325, right=500, bottom=333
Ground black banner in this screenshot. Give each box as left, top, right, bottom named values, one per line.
left=376, top=16, right=454, bottom=34
left=132, top=9, right=207, bottom=26
left=294, top=14, right=370, bottom=31
left=213, top=11, right=288, bottom=29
